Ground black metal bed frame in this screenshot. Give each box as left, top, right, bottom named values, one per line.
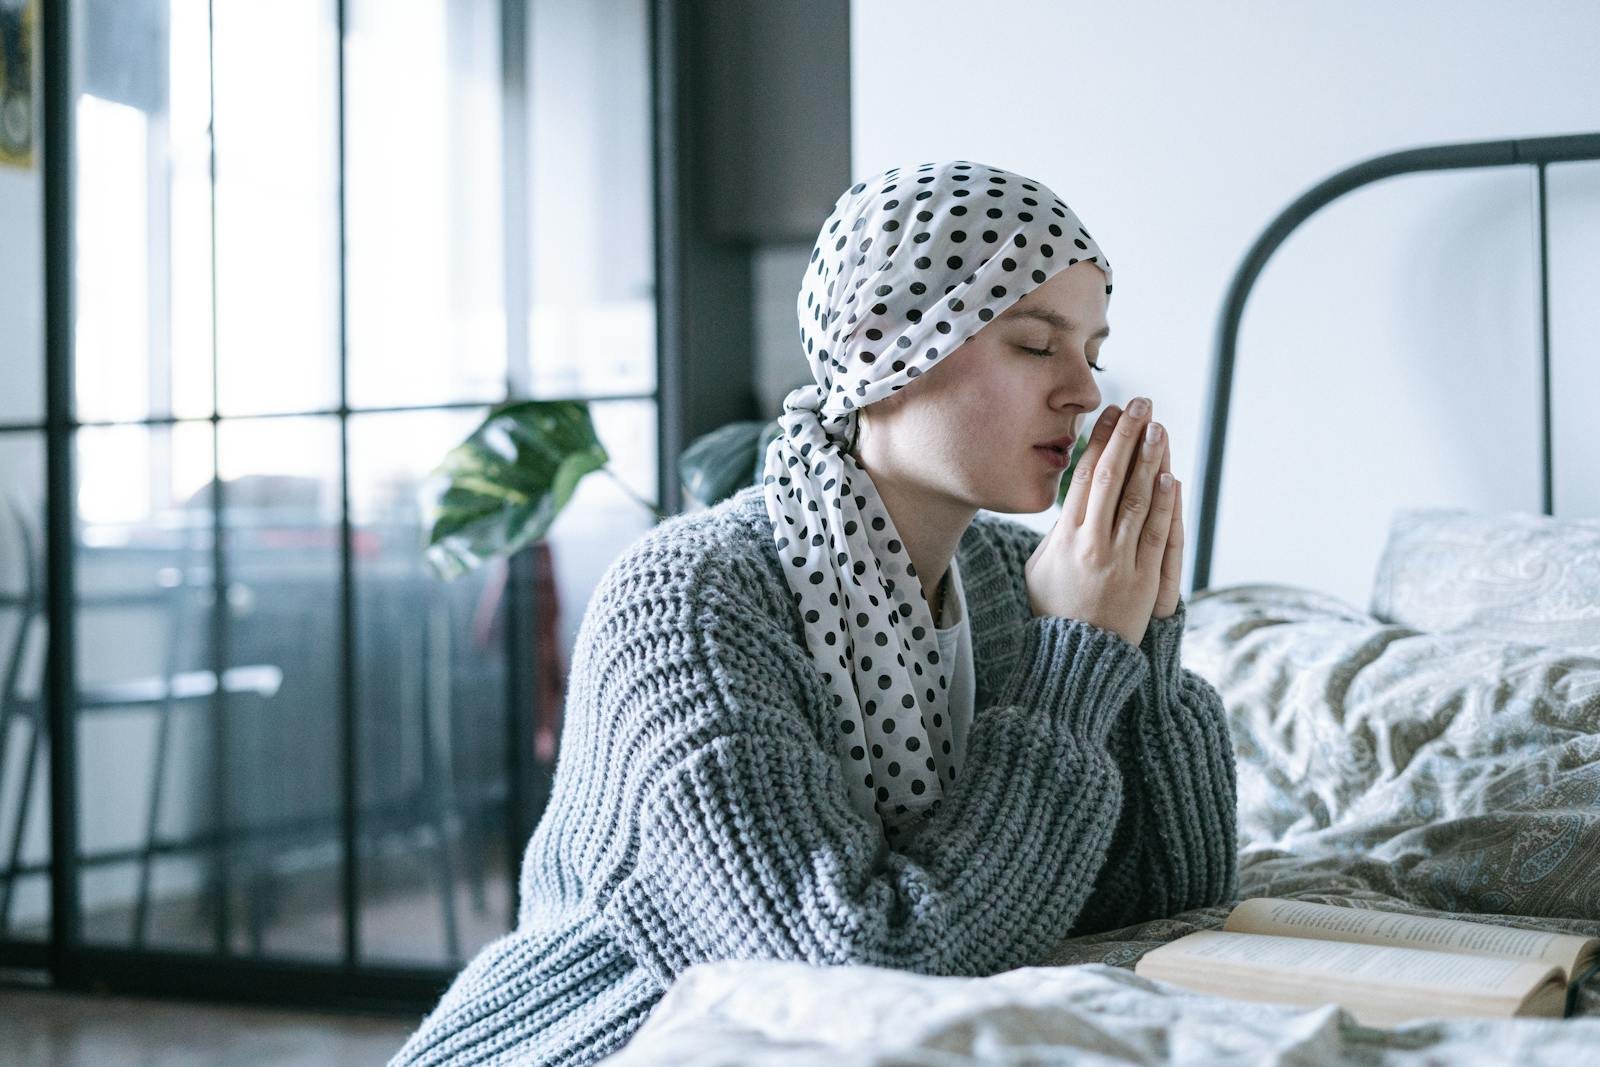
left=1188, top=131, right=1600, bottom=597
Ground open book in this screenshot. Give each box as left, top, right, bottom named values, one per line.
left=1134, top=898, right=1600, bottom=1028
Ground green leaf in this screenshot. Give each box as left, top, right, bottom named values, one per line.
left=1055, top=433, right=1091, bottom=509
left=423, top=400, right=611, bottom=580
left=679, top=418, right=784, bottom=509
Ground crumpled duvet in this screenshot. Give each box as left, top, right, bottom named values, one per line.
left=599, top=956, right=1600, bottom=1066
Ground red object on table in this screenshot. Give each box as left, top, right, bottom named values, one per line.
left=471, top=542, right=567, bottom=766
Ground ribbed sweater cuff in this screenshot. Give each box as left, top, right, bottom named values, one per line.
left=994, top=615, right=1150, bottom=748
left=1140, top=595, right=1188, bottom=691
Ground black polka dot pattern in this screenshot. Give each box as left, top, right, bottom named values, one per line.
left=762, top=160, right=1113, bottom=841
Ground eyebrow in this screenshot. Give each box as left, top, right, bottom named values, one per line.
left=1003, top=307, right=1111, bottom=340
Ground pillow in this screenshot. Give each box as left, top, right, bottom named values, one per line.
left=1183, top=582, right=1600, bottom=918
left=1369, top=507, right=1600, bottom=652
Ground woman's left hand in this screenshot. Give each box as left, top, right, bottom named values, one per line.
left=1150, top=435, right=1183, bottom=620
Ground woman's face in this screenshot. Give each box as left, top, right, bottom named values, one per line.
left=853, top=260, right=1110, bottom=515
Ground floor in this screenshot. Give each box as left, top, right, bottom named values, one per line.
left=0, top=850, right=513, bottom=1064
left=0, top=986, right=418, bottom=1067
left=8, top=838, right=514, bottom=966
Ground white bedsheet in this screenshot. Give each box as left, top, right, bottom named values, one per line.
left=599, top=956, right=1600, bottom=1066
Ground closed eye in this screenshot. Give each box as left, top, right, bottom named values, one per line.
left=1021, top=345, right=1106, bottom=374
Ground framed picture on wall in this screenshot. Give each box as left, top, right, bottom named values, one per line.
left=0, top=0, right=36, bottom=168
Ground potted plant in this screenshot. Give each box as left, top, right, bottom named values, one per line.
left=423, top=399, right=1088, bottom=579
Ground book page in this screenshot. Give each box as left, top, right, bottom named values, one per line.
left=1136, top=930, right=1567, bottom=1026
left=1224, top=898, right=1598, bottom=980
left=1152, top=931, right=1537, bottom=992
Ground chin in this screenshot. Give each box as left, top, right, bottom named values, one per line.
left=983, top=481, right=1060, bottom=515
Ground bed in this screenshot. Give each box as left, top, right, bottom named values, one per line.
left=594, top=132, right=1600, bottom=1066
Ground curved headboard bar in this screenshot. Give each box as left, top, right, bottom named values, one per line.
left=1188, top=131, right=1600, bottom=596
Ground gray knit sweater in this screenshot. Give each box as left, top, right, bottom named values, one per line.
left=392, top=483, right=1238, bottom=1066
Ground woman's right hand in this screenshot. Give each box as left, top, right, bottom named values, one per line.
left=1024, top=397, right=1178, bottom=647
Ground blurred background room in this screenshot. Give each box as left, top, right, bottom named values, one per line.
left=1, top=1, right=1596, bottom=1064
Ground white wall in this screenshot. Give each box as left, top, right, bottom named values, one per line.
left=847, top=0, right=1600, bottom=610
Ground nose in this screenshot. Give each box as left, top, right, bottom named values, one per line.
left=1050, top=358, right=1101, bottom=416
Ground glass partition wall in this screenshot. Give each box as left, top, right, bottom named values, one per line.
left=0, top=0, right=657, bottom=1008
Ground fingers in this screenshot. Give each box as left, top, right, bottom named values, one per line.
left=1084, top=398, right=1153, bottom=545
left=1163, top=478, right=1184, bottom=590
left=1063, top=404, right=1121, bottom=527
left=1158, top=446, right=1184, bottom=562
left=1128, top=425, right=1176, bottom=568
left=1081, top=400, right=1151, bottom=538
left=1153, top=444, right=1182, bottom=599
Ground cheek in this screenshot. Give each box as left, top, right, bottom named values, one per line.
left=929, top=398, right=1014, bottom=468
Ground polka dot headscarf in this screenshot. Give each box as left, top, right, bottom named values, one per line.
left=763, top=159, right=1114, bottom=844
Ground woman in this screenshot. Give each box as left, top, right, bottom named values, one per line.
left=392, top=160, right=1238, bottom=1066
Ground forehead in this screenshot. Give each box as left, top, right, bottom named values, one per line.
left=1000, top=305, right=1111, bottom=339
left=995, top=263, right=1111, bottom=333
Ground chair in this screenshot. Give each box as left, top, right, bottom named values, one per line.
left=1, top=477, right=522, bottom=962
left=0, top=491, right=281, bottom=945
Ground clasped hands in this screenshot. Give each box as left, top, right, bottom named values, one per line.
left=1026, top=397, right=1185, bottom=647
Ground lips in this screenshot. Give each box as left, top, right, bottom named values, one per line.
left=1033, top=444, right=1072, bottom=469
left=1034, top=435, right=1075, bottom=452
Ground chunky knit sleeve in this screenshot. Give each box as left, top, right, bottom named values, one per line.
left=1067, top=594, right=1240, bottom=936
left=596, top=545, right=1152, bottom=984
left=973, top=519, right=1240, bottom=939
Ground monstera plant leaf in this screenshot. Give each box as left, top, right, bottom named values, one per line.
left=678, top=418, right=784, bottom=510
left=424, top=399, right=615, bottom=580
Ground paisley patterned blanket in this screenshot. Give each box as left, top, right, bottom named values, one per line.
left=1042, top=583, right=1600, bottom=1007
